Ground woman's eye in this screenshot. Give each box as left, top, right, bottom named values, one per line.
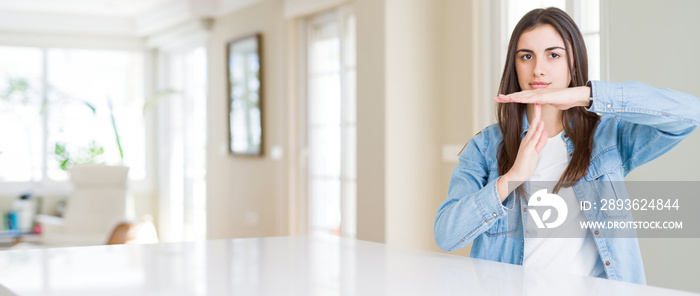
left=549, top=52, right=560, bottom=59
left=521, top=54, right=532, bottom=60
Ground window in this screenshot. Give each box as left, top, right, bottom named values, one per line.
left=0, top=46, right=146, bottom=191
left=157, top=46, right=208, bottom=242
left=0, top=47, right=43, bottom=183
left=46, top=49, right=146, bottom=181
left=304, top=7, right=356, bottom=237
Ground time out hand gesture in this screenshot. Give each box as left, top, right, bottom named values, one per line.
left=493, top=86, right=591, bottom=110
left=496, top=104, right=548, bottom=201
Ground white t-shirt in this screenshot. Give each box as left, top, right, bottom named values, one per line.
left=522, top=130, right=606, bottom=278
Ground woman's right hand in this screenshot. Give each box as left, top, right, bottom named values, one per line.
left=496, top=104, right=548, bottom=201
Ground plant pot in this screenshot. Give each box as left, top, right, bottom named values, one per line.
left=40, top=165, right=130, bottom=246
left=68, top=165, right=129, bottom=186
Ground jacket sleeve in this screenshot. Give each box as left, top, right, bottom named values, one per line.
left=434, top=129, right=508, bottom=251
left=587, top=81, right=700, bottom=175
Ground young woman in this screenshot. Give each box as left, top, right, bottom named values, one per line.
left=434, top=7, right=700, bottom=284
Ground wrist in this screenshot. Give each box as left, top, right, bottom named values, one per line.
left=579, top=86, right=592, bottom=107
left=498, top=173, right=522, bottom=202
left=502, top=172, right=525, bottom=187
left=500, top=173, right=511, bottom=184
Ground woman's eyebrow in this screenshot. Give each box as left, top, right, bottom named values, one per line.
left=545, top=46, right=566, bottom=51
left=516, top=46, right=566, bottom=54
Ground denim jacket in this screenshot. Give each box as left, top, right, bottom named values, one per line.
left=434, top=81, right=700, bottom=284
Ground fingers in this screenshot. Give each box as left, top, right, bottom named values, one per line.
left=535, top=128, right=548, bottom=153
left=493, top=93, right=517, bottom=103
left=510, top=114, right=547, bottom=182
left=533, top=105, right=548, bottom=152
left=492, top=94, right=507, bottom=103
left=493, top=91, right=534, bottom=104
left=495, top=87, right=583, bottom=110
left=523, top=104, right=541, bottom=142
left=526, top=121, right=544, bottom=149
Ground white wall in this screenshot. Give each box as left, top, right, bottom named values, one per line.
left=384, top=0, right=444, bottom=251
left=206, top=0, right=288, bottom=239
left=607, top=0, right=700, bottom=292
left=354, top=0, right=474, bottom=253
left=439, top=0, right=474, bottom=256
left=355, top=0, right=387, bottom=243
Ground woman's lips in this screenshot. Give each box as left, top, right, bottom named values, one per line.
left=529, top=82, right=550, bottom=89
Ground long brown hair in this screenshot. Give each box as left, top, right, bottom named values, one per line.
left=496, top=7, right=599, bottom=193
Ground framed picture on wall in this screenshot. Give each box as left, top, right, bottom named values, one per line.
left=227, top=33, right=263, bottom=156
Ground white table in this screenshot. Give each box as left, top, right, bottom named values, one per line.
left=0, top=236, right=695, bottom=296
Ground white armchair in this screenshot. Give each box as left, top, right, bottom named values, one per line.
left=37, top=165, right=129, bottom=246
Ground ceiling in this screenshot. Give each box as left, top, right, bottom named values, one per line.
left=0, top=0, right=173, bottom=17
left=0, top=0, right=260, bottom=37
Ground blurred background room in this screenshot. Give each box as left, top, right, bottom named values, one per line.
left=0, top=0, right=697, bottom=293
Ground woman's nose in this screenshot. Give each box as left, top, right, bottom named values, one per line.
left=533, top=59, right=546, bottom=76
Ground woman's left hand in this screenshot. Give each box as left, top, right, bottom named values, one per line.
left=493, top=86, right=591, bottom=110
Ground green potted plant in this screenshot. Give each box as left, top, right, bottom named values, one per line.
left=52, top=97, right=125, bottom=171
